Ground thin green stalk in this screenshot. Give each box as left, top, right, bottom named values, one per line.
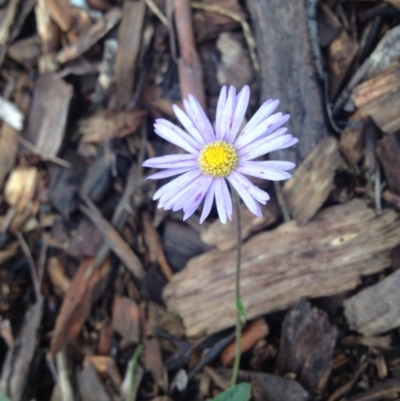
left=126, top=344, right=143, bottom=401
left=231, top=188, right=242, bottom=386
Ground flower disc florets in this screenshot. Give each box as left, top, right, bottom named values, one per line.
left=198, top=141, right=239, bottom=178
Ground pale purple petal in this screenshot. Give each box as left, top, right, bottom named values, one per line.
left=147, top=167, right=197, bottom=180
left=238, top=99, right=280, bottom=139
left=214, top=178, right=232, bottom=224
left=169, top=174, right=210, bottom=211
left=172, top=104, right=205, bottom=146
left=153, top=169, right=201, bottom=200
left=200, top=180, right=216, bottom=223
left=242, top=160, right=295, bottom=170
left=183, top=176, right=213, bottom=220
left=224, top=85, right=250, bottom=143
left=239, top=134, right=298, bottom=161
left=235, top=113, right=290, bottom=149
left=219, top=86, right=236, bottom=141
left=143, top=154, right=197, bottom=169
left=154, top=123, right=199, bottom=155
left=227, top=173, right=262, bottom=217
left=220, top=178, right=233, bottom=221
left=229, top=171, right=269, bottom=204
left=237, top=164, right=292, bottom=181
left=184, top=95, right=215, bottom=143
left=215, top=86, right=227, bottom=140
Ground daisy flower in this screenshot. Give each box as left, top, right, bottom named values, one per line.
left=143, top=85, right=298, bottom=224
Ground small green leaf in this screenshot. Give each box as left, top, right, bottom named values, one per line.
left=0, top=393, right=12, bottom=401
left=210, top=383, right=251, bottom=401
left=236, top=299, right=247, bottom=322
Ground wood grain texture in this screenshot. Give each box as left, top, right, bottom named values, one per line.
left=110, top=1, right=145, bottom=110
left=282, top=137, right=341, bottom=225
left=344, top=270, right=400, bottom=336
left=352, top=62, right=400, bottom=134
left=245, top=0, right=327, bottom=164
left=163, top=199, right=400, bottom=336
left=23, top=73, right=72, bottom=158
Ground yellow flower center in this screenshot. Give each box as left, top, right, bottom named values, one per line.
left=198, top=141, right=239, bottom=178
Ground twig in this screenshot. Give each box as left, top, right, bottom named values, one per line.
left=190, top=2, right=260, bottom=73
left=16, top=232, right=41, bottom=300
left=174, top=0, right=206, bottom=108
left=144, top=0, right=170, bottom=28
left=18, top=136, right=71, bottom=168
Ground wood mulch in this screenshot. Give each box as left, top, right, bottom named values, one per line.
left=1, top=0, right=400, bottom=400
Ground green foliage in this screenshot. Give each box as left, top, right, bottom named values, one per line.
left=210, top=383, right=251, bottom=401
left=0, top=393, right=11, bottom=401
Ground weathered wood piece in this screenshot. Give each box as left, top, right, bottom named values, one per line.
left=251, top=373, right=308, bottom=401
left=339, top=112, right=366, bottom=165
left=376, top=134, right=400, bottom=195
left=23, top=73, right=72, bottom=158
left=163, top=199, right=400, bottom=336
left=201, top=200, right=279, bottom=251
left=352, top=62, right=400, bottom=134
left=346, top=378, right=400, bottom=401
left=0, top=298, right=44, bottom=401
left=344, top=270, right=400, bottom=336
left=334, top=25, right=400, bottom=113
left=282, top=137, right=341, bottom=225
left=56, top=8, right=122, bottom=64
left=77, top=363, right=111, bottom=401
left=329, top=29, right=358, bottom=100
left=276, top=300, right=337, bottom=394
left=112, top=296, right=140, bottom=343
left=163, top=220, right=211, bottom=272
left=109, top=1, right=145, bottom=110
left=78, top=110, right=146, bottom=143
left=251, top=372, right=309, bottom=401
left=245, top=0, right=327, bottom=164
left=317, top=2, right=341, bottom=47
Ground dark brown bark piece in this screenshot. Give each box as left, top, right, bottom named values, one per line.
left=109, top=1, right=145, bottom=110
left=51, top=258, right=111, bottom=355
left=163, top=220, right=211, bottom=273
left=251, top=372, right=309, bottom=401
left=23, top=73, right=72, bottom=158
left=376, top=133, right=400, bottom=195
left=282, top=137, right=342, bottom=225
left=352, top=62, right=400, bottom=134
left=276, top=300, right=337, bottom=394
left=344, top=270, right=400, bottom=336
left=245, top=0, right=327, bottom=164
left=163, top=199, right=400, bottom=336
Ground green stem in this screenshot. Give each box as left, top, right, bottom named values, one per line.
left=126, top=344, right=143, bottom=401
left=231, top=189, right=242, bottom=386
